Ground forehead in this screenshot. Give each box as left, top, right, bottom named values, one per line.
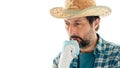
left=64, top=17, right=87, bottom=22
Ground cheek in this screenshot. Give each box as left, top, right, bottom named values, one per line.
left=65, top=26, right=70, bottom=35
left=85, top=29, right=95, bottom=40
left=82, top=28, right=93, bottom=38
left=77, top=27, right=89, bottom=36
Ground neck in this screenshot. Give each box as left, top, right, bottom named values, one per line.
left=80, top=34, right=98, bottom=53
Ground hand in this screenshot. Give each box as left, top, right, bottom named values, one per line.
left=58, top=40, right=79, bottom=68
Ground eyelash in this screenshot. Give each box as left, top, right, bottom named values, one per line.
left=75, top=23, right=80, bottom=25
left=65, top=22, right=69, bottom=26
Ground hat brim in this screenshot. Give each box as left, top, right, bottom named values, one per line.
left=50, top=6, right=111, bottom=18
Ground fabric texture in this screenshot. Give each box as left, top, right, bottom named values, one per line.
left=50, top=0, right=111, bottom=18
left=53, top=34, right=120, bottom=68
left=79, top=52, right=95, bottom=68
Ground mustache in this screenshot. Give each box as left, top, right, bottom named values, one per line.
left=70, top=35, right=84, bottom=41
left=70, top=35, right=87, bottom=48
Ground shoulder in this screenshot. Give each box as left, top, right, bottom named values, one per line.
left=52, top=53, right=61, bottom=68
left=103, top=40, right=120, bottom=52
left=103, top=40, right=120, bottom=58
left=97, top=34, right=120, bottom=52
left=103, top=41, right=120, bottom=67
left=100, top=40, right=120, bottom=66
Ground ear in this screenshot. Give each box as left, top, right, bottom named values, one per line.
left=93, top=18, right=100, bottom=30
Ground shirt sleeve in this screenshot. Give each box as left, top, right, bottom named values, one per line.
left=52, top=53, right=61, bottom=68
left=113, top=52, right=120, bottom=68
left=113, top=51, right=120, bottom=68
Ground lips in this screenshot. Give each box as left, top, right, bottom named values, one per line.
left=70, top=38, right=81, bottom=44
left=70, top=35, right=89, bottom=48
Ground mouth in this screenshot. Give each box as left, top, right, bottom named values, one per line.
left=70, top=38, right=81, bottom=44
left=70, top=35, right=90, bottom=48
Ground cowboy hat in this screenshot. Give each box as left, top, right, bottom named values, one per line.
left=50, top=0, right=111, bottom=18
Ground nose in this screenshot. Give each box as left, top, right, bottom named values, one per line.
left=68, top=25, right=77, bottom=35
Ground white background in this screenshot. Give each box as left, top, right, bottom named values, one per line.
left=0, top=0, right=120, bottom=68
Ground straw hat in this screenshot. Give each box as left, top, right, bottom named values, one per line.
left=50, top=0, right=111, bottom=18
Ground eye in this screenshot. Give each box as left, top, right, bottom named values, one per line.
left=65, top=22, right=69, bottom=26
left=64, top=20, right=70, bottom=26
left=74, top=20, right=81, bottom=26
left=75, top=22, right=80, bottom=25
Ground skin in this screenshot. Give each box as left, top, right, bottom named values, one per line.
left=64, top=17, right=100, bottom=53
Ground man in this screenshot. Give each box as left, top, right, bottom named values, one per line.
left=50, top=0, right=120, bottom=68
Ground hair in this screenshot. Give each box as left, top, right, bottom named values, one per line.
left=86, top=16, right=100, bottom=31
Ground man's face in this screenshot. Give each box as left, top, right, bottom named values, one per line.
left=64, top=17, right=97, bottom=48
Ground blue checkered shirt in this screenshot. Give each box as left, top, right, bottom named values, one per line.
left=53, top=34, right=120, bottom=68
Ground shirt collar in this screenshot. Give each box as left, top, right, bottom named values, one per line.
left=93, top=34, right=106, bottom=55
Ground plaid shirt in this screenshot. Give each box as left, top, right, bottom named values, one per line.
left=53, top=34, right=120, bottom=68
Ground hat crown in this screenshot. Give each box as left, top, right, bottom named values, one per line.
left=65, top=0, right=96, bottom=10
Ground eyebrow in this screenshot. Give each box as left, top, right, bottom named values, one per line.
left=74, top=20, right=81, bottom=23
left=64, top=19, right=82, bottom=23
left=64, top=20, right=69, bottom=23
